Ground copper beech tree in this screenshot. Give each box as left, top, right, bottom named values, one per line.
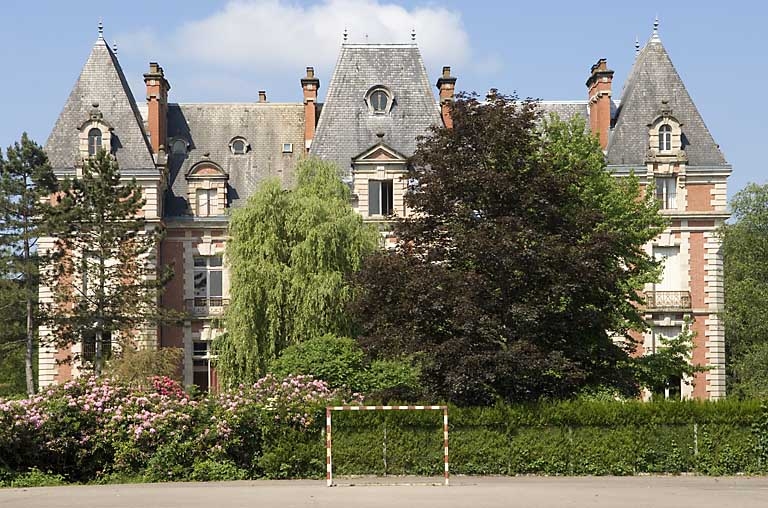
left=351, top=91, right=667, bottom=404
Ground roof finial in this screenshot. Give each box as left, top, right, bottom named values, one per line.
left=635, top=36, right=640, bottom=55
left=343, top=28, right=348, bottom=43
left=651, top=15, right=660, bottom=41
left=411, top=28, right=416, bottom=42
left=112, top=41, right=118, bottom=54
left=98, top=19, right=104, bottom=40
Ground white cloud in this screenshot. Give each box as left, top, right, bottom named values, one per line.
left=120, top=0, right=470, bottom=77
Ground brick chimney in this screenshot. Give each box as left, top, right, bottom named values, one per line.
left=143, top=62, right=171, bottom=154
left=301, top=67, right=320, bottom=152
left=436, top=66, right=457, bottom=129
left=586, top=58, right=614, bottom=150
left=258, top=90, right=267, bottom=103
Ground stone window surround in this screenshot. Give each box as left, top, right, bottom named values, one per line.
left=77, top=119, right=113, bottom=162
left=229, top=136, right=249, bottom=155
left=186, top=162, right=229, bottom=217
left=352, top=162, right=407, bottom=219
left=365, top=85, right=394, bottom=115
left=648, top=114, right=683, bottom=156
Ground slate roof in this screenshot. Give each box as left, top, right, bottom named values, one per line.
left=165, top=103, right=305, bottom=216
left=310, top=44, right=442, bottom=177
left=45, top=36, right=155, bottom=173
left=537, top=101, right=589, bottom=122
left=606, top=34, right=726, bottom=167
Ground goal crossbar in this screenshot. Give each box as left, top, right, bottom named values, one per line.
left=325, top=405, right=449, bottom=487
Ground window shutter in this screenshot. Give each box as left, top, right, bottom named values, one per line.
left=369, top=180, right=380, bottom=215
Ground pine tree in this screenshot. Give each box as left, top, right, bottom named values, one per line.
left=44, top=150, right=171, bottom=376
left=0, top=134, right=57, bottom=395
left=214, top=158, right=379, bottom=386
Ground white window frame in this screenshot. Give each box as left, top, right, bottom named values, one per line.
left=658, top=124, right=672, bottom=151
left=196, top=188, right=217, bottom=217
left=368, top=179, right=394, bottom=216
left=193, top=255, right=223, bottom=307
left=655, top=177, right=677, bottom=210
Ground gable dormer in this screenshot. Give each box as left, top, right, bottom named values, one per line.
left=77, top=103, right=114, bottom=164
left=647, top=106, right=686, bottom=162
left=351, top=141, right=409, bottom=219
left=185, top=161, right=228, bottom=217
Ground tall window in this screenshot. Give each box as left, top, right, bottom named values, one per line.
left=655, top=177, right=676, bottom=210
left=658, top=124, right=672, bottom=151
left=193, top=256, right=223, bottom=307
left=369, top=179, right=394, bottom=216
left=82, top=331, right=112, bottom=363
left=88, top=128, right=102, bottom=156
left=192, top=340, right=211, bottom=391
left=196, top=188, right=217, bottom=217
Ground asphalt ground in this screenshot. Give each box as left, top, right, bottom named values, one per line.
left=2, top=476, right=768, bottom=508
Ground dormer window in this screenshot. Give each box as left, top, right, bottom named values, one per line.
left=87, top=128, right=102, bottom=156
left=186, top=162, right=229, bottom=217
left=230, top=138, right=248, bottom=155
left=658, top=124, right=672, bottom=151
left=366, top=86, right=393, bottom=114
left=171, top=138, right=188, bottom=155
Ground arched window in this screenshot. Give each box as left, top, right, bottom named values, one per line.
left=88, top=128, right=102, bottom=156
left=171, top=138, right=188, bottom=155
left=370, top=90, right=389, bottom=113
left=658, top=124, right=672, bottom=151
left=231, top=138, right=247, bottom=155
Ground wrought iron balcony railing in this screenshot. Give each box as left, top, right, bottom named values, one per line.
left=644, top=291, right=691, bottom=310
left=185, top=297, right=229, bottom=316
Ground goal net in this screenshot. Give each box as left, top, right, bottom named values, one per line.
left=325, top=405, right=449, bottom=486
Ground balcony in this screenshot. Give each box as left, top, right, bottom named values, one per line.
left=644, top=291, right=691, bottom=311
left=185, top=297, right=229, bottom=317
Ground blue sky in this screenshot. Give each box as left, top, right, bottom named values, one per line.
left=1, top=0, right=763, bottom=198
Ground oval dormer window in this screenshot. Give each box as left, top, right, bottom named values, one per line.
left=367, top=86, right=392, bottom=114
left=370, top=90, right=388, bottom=112
left=658, top=124, right=672, bottom=151
left=230, top=138, right=247, bottom=155
left=88, top=128, right=102, bottom=156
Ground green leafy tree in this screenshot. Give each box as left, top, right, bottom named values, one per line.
left=633, top=317, right=706, bottom=398
left=721, top=183, right=768, bottom=397
left=351, top=92, right=666, bottom=405
left=215, top=158, right=379, bottom=386
left=0, top=134, right=57, bottom=395
left=44, top=150, right=171, bottom=376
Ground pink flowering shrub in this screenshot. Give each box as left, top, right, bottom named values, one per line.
left=0, top=374, right=359, bottom=483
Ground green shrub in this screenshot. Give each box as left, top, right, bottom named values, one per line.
left=9, top=468, right=67, bottom=488
left=270, top=335, right=366, bottom=390
left=190, top=460, right=248, bottom=482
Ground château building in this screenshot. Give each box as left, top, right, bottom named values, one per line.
left=40, top=21, right=728, bottom=399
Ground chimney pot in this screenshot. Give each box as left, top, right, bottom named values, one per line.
left=306, top=67, right=315, bottom=78
left=259, top=90, right=267, bottom=103
left=442, top=66, right=451, bottom=78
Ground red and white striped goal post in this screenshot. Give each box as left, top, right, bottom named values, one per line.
left=325, top=405, right=449, bottom=487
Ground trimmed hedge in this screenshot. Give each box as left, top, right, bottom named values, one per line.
left=328, top=401, right=768, bottom=476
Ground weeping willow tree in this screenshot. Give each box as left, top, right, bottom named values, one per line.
left=214, top=158, right=379, bottom=386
